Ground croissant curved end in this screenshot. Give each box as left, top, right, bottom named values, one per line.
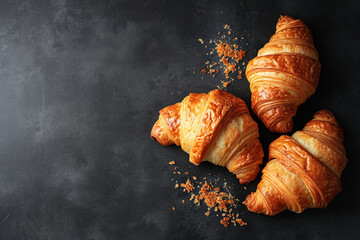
left=226, top=140, right=264, bottom=184
left=236, top=165, right=261, bottom=184
left=243, top=192, right=273, bottom=216
left=151, top=119, right=173, bottom=146
left=271, top=118, right=294, bottom=133
left=276, top=15, right=296, bottom=28
left=313, top=109, right=337, bottom=123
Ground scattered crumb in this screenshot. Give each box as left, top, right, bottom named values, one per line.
left=217, top=44, right=245, bottom=80
left=169, top=161, right=175, bottom=165
left=216, top=41, right=245, bottom=62
left=172, top=207, right=175, bottom=210
left=220, top=215, right=231, bottom=227
left=197, top=26, right=247, bottom=88
left=190, top=194, right=194, bottom=201
left=236, top=219, right=247, bottom=226
left=175, top=184, right=179, bottom=189
left=223, top=81, right=230, bottom=88
left=237, top=70, right=243, bottom=79
left=205, top=211, right=210, bottom=216
left=192, top=176, right=197, bottom=180
left=185, top=172, right=189, bottom=175
left=180, top=179, right=195, bottom=193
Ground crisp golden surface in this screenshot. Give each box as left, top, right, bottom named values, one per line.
left=151, top=89, right=264, bottom=184
left=244, top=110, right=347, bottom=215
left=246, top=15, right=321, bottom=133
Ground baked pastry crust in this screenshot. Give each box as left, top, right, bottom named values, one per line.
left=244, top=110, right=347, bottom=215
left=246, top=15, right=321, bottom=133
left=151, top=89, right=264, bottom=184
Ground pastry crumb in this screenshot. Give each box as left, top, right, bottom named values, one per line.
left=236, top=219, right=247, bottom=226
left=220, top=215, right=230, bottom=227
left=223, top=81, right=230, bottom=88
left=237, top=70, right=243, bottom=79
left=197, top=25, right=246, bottom=88
left=180, top=179, right=195, bottom=193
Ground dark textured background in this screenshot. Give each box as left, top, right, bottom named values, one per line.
left=0, top=0, right=359, bottom=239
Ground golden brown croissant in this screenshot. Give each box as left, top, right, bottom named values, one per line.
left=246, top=15, right=321, bottom=133
left=151, top=89, right=264, bottom=184
left=244, top=110, right=347, bottom=215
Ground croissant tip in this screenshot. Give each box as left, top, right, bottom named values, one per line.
left=314, top=109, right=334, bottom=117
left=278, top=15, right=295, bottom=22
left=243, top=192, right=264, bottom=214
left=269, top=118, right=293, bottom=133
left=151, top=119, right=173, bottom=146
left=313, top=109, right=338, bottom=124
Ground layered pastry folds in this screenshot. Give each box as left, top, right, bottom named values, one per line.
left=151, top=89, right=264, bottom=184
left=244, top=110, right=347, bottom=215
left=246, top=15, right=321, bottom=133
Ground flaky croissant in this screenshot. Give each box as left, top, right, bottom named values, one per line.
left=244, top=110, right=347, bottom=215
left=151, top=89, right=264, bottom=184
left=246, top=15, right=321, bottom=133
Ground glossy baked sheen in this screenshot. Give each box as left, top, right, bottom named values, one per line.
left=151, top=89, right=264, bottom=184
left=246, top=15, right=321, bottom=133
left=244, top=110, right=347, bottom=216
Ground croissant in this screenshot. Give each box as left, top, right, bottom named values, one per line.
left=244, top=110, right=347, bottom=215
left=246, top=15, right=321, bottom=133
left=151, top=89, right=264, bottom=184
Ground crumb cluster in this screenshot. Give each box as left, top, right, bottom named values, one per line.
left=168, top=161, right=247, bottom=228
left=198, top=24, right=247, bottom=89
left=216, top=41, right=245, bottom=79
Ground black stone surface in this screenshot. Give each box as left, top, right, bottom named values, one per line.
left=0, top=0, right=359, bottom=239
